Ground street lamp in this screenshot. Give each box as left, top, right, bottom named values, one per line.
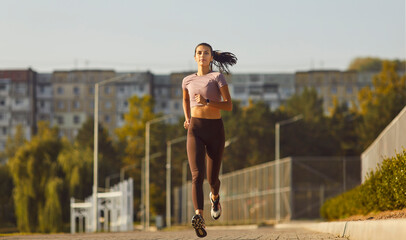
left=93, top=73, right=134, bottom=232
left=144, top=115, right=173, bottom=230
left=166, top=136, right=187, bottom=228
left=274, top=114, right=303, bottom=222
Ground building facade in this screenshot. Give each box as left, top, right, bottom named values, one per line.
left=0, top=69, right=37, bottom=152
left=295, top=70, right=360, bottom=113
left=230, top=73, right=295, bottom=110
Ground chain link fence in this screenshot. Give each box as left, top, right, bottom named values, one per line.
left=173, top=156, right=360, bottom=224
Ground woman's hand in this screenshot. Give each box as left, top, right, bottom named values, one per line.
left=184, top=119, right=190, bottom=129
left=194, top=94, right=206, bottom=105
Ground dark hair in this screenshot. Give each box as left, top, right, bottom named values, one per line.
left=194, top=43, right=237, bottom=74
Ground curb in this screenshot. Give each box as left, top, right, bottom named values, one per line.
left=276, top=219, right=406, bottom=240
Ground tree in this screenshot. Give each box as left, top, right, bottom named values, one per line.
left=0, top=125, right=26, bottom=228
left=280, top=88, right=340, bottom=157
left=115, top=95, right=166, bottom=218
left=8, top=122, right=63, bottom=233
left=357, top=61, right=406, bottom=149
left=0, top=164, right=15, bottom=228
left=348, top=57, right=382, bottom=72
left=348, top=57, right=406, bottom=72
left=328, top=97, right=361, bottom=156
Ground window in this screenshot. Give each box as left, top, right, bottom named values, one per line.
left=15, top=99, right=22, bottom=105
left=139, top=85, right=144, bottom=92
left=124, top=101, right=128, bottom=107
left=331, top=86, right=337, bottom=94
left=73, top=101, right=80, bottom=109
left=73, top=115, right=80, bottom=124
left=0, top=84, right=6, bottom=91
left=40, top=101, right=45, bottom=108
left=104, top=86, right=110, bottom=94
left=104, top=115, right=110, bottom=123
left=89, top=86, right=94, bottom=94
left=175, top=102, right=179, bottom=109
left=119, top=87, right=125, bottom=93
left=73, top=86, right=80, bottom=95
left=105, top=101, right=111, bottom=109
left=0, top=113, right=4, bottom=120
left=57, top=116, right=64, bottom=124
left=57, top=87, right=64, bottom=94
left=16, top=84, right=26, bottom=94
left=90, top=101, right=94, bottom=109
left=58, top=101, right=64, bottom=109
left=39, top=86, right=45, bottom=94
left=347, top=86, right=353, bottom=94
left=234, top=86, right=245, bottom=94
left=2, top=127, right=7, bottom=135
left=0, top=99, right=5, bottom=106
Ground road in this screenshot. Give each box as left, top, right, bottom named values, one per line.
left=1, top=227, right=348, bottom=240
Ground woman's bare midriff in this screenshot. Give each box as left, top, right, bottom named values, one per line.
left=191, top=106, right=221, bottom=119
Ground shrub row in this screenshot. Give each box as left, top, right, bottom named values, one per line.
left=321, top=149, right=406, bottom=220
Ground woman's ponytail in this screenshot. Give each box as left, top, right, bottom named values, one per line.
left=195, top=43, right=238, bottom=74
left=212, top=50, right=238, bottom=74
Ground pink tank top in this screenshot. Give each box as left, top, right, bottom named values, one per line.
left=182, top=72, right=228, bottom=108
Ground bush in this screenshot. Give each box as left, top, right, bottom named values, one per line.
left=321, top=149, right=406, bottom=220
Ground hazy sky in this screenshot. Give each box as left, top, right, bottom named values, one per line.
left=1, top=0, right=405, bottom=74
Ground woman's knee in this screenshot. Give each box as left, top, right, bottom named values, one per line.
left=191, top=170, right=204, bottom=184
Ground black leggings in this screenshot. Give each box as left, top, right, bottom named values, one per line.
left=187, top=117, right=225, bottom=210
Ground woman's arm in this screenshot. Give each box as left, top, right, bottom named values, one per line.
left=194, top=85, right=233, bottom=111
left=182, top=89, right=191, bottom=129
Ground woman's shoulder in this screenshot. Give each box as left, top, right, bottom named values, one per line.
left=182, top=73, right=198, bottom=82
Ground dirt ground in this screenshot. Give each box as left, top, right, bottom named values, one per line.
left=342, top=208, right=406, bottom=221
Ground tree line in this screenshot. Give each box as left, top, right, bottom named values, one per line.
left=0, top=59, right=405, bottom=232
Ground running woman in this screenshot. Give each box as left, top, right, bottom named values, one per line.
left=182, top=43, right=237, bottom=238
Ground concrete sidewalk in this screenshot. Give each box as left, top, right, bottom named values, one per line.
left=276, top=219, right=406, bottom=240
left=0, top=226, right=347, bottom=240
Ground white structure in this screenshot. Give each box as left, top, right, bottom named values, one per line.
left=70, top=178, right=133, bottom=233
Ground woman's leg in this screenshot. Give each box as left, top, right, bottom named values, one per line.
left=187, top=119, right=207, bottom=213
left=206, top=120, right=225, bottom=196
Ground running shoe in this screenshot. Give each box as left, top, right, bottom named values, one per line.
left=210, top=192, right=222, bottom=220
left=191, top=214, right=207, bottom=238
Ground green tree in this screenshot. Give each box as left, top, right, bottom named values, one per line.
left=348, top=57, right=406, bottom=72
left=0, top=164, right=15, bottom=229
left=357, top=61, right=406, bottom=149
left=280, top=88, right=340, bottom=157
left=115, top=95, right=169, bottom=218
left=328, top=97, right=361, bottom=156
left=8, top=122, right=63, bottom=233
left=74, top=117, right=121, bottom=189
left=0, top=125, right=26, bottom=229
left=348, top=57, right=382, bottom=71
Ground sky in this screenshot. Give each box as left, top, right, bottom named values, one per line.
left=1, top=0, right=405, bottom=74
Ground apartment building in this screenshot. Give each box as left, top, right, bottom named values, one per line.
left=52, top=70, right=116, bottom=140
left=0, top=69, right=37, bottom=152
left=230, top=73, right=295, bottom=110
left=37, top=73, right=53, bottom=124
left=295, top=70, right=359, bottom=113
left=115, top=72, right=153, bottom=128
left=51, top=70, right=154, bottom=141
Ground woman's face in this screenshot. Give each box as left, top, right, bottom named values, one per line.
left=194, top=45, right=213, bottom=67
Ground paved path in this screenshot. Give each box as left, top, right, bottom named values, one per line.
left=1, top=227, right=348, bottom=240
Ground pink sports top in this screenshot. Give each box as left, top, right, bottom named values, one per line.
left=182, top=72, right=228, bottom=108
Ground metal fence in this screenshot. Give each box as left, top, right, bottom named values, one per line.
left=361, top=105, right=406, bottom=182
left=173, top=156, right=360, bottom=224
